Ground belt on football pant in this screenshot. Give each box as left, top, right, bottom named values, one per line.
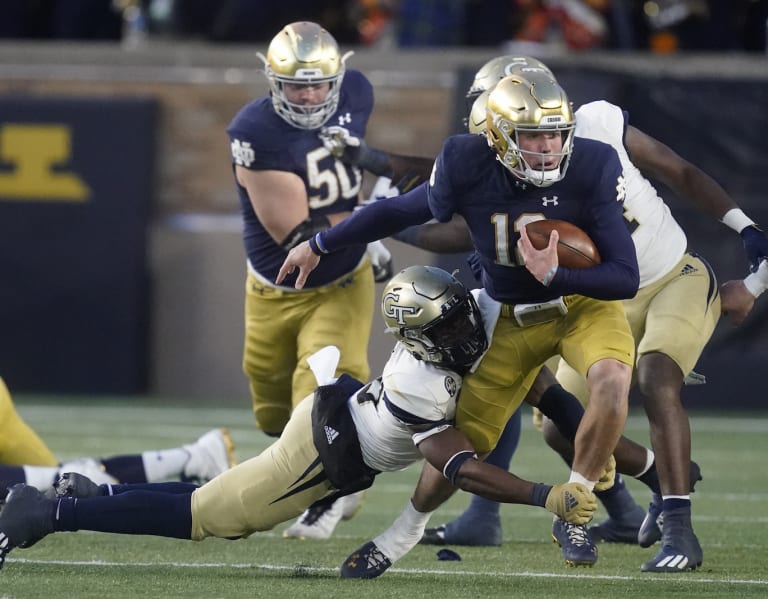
left=500, top=296, right=568, bottom=327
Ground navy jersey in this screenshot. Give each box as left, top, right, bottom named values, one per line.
left=227, top=69, right=372, bottom=287
left=428, top=134, right=638, bottom=304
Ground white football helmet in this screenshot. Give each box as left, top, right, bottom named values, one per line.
left=258, top=22, right=352, bottom=130
left=381, top=266, right=487, bottom=369
left=464, top=55, right=555, bottom=130
left=485, top=74, right=575, bottom=187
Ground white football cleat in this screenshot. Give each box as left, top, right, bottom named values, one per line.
left=56, top=458, right=118, bottom=486
left=183, top=428, right=236, bottom=483
left=340, top=491, right=366, bottom=521
left=283, top=500, right=343, bottom=540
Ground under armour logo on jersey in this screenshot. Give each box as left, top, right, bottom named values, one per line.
left=337, top=112, right=352, bottom=125
left=680, top=263, right=698, bottom=276
left=542, top=196, right=559, bottom=206
left=230, top=139, right=254, bottom=167
left=324, top=425, right=339, bottom=445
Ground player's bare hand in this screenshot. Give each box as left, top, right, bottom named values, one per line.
left=719, top=279, right=754, bottom=326
left=517, top=224, right=559, bottom=283
left=545, top=482, right=597, bottom=525
left=276, top=241, right=321, bottom=289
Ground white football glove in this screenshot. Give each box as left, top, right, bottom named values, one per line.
left=356, top=176, right=399, bottom=210
left=319, top=125, right=360, bottom=159
left=367, top=240, right=393, bottom=283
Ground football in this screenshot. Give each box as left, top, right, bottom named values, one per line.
left=523, top=219, right=601, bottom=268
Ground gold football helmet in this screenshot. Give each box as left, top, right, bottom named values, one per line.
left=258, top=22, right=352, bottom=129
left=485, top=74, right=575, bottom=187
left=381, top=266, right=487, bottom=369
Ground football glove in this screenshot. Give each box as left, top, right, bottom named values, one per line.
left=545, top=482, right=597, bottom=525
left=740, top=225, right=768, bottom=272
left=367, top=240, right=393, bottom=283
left=593, top=455, right=616, bottom=492
left=319, top=126, right=390, bottom=176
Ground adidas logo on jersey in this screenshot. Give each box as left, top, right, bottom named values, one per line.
left=324, top=425, right=339, bottom=445
left=680, top=263, right=698, bottom=276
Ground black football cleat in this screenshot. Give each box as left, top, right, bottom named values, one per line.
left=340, top=541, right=392, bottom=579
left=50, top=472, right=105, bottom=499
left=640, top=507, right=703, bottom=573
left=0, top=484, right=55, bottom=570
left=552, top=518, right=598, bottom=567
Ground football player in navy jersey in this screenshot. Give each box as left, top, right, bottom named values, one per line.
left=278, top=73, right=640, bottom=567
left=227, top=21, right=395, bottom=538
left=0, top=266, right=599, bottom=575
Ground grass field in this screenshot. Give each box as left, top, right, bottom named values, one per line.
left=2, top=397, right=768, bottom=599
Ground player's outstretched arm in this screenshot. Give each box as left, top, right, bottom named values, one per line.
left=626, top=125, right=768, bottom=271
left=417, top=426, right=596, bottom=524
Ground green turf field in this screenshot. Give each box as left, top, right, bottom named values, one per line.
left=2, top=398, right=767, bottom=598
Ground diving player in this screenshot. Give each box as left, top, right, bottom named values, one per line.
left=0, top=266, right=598, bottom=572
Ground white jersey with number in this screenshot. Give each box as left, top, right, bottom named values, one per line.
left=349, top=343, right=462, bottom=473
left=575, top=100, right=687, bottom=287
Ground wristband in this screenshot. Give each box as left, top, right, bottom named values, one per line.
left=722, top=208, right=755, bottom=233
left=530, top=482, right=553, bottom=507
left=308, top=232, right=329, bottom=256
left=743, top=261, right=768, bottom=298
left=541, top=266, right=558, bottom=287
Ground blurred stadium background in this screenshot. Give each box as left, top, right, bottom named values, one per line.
left=0, top=0, right=767, bottom=410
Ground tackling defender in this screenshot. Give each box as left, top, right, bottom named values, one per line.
left=0, top=266, right=598, bottom=572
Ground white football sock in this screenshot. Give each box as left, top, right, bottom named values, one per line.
left=141, top=448, right=190, bottom=482
left=372, top=500, right=434, bottom=562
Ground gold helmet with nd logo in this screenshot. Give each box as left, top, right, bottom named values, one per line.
left=381, top=266, right=487, bottom=369
left=258, top=21, right=353, bottom=130
left=485, top=74, right=575, bottom=187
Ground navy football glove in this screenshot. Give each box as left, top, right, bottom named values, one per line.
left=740, top=224, right=768, bottom=272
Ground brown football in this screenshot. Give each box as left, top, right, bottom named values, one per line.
left=524, top=219, right=601, bottom=268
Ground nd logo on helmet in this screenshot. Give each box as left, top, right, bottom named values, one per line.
left=382, top=292, right=418, bottom=325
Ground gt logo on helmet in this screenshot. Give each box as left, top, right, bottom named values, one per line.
left=382, top=293, right=419, bottom=325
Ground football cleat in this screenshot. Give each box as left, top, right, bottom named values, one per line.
left=47, top=472, right=105, bottom=500
left=0, top=484, right=55, bottom=569
left=552, top=518, right=598, bottom=567
left=183, top=428, right=237, bottom=484
left=589, top=503, right=645, bottom=544
left=420, top=517, right=502, bottom=547
left=282, top=500, right=343, bottom=540
left=340, top=541, right=392, bottom=579
left=340, top=490, right=366, bottom=521
left=640, top=507, right=703, bottom=573
left=56, top=457, right=117, bottom=486
left=638, top=493, right=663, bottom=547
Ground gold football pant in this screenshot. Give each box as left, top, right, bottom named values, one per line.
left=243, top=259, right=374, bottom=436
left=457, top=295, right=634, bottom=454
left=191, top=394, right=332, bottom=539
left=555, top=252, right=720, bottom=404
left=0, top=377, right=57, bottom=466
